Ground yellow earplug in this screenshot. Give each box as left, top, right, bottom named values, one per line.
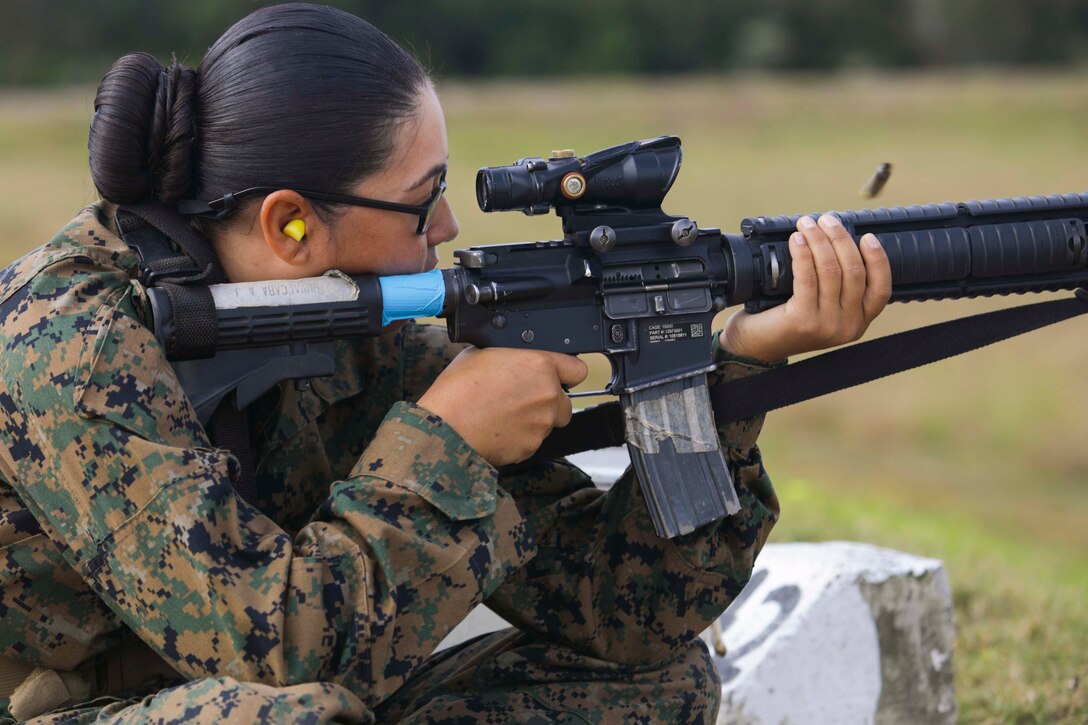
left=283, top=219, right=306, bottom=242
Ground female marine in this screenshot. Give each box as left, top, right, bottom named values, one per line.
left=0, top=4, right=890, bottom=722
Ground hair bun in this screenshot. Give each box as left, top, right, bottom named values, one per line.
left=89, top=52, right=198, bottom=205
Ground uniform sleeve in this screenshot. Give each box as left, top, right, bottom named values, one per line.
left=484, top=335, right=780, bottom=666
left=0, top=259, right=535, bottom=708
left=398, top=322, right=468, bottom=403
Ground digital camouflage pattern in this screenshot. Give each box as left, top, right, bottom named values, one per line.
left=0, top=206, right=779, bottom=723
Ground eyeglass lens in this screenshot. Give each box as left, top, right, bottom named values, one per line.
left=419, top=178, right=447, bottom=234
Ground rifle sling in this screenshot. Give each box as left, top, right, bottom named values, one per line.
left=206, top=397, right=260, bottom=506
left=116, top=202, right=227, bottom=285
left=115, top=205, right=258, bottom=505
left=531, top=290, right=1088, bottom=463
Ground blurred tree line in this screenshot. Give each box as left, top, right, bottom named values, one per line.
left=4, top=0, right=1088, bottom=85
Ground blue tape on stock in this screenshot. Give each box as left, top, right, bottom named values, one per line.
left=379, top=268, right=446, bottom=327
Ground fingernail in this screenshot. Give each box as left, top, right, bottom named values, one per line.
left=863, top=234, right=882, bottom=249
left=790, top=232, right=806, bottom=246
left=798, top=216, right=817, bottom=229
left=819, top=214, right=841, bottom=228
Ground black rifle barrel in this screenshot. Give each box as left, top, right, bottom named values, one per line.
left=733, top=192, right=1088, bottom=312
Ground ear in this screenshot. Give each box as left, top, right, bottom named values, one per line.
left=258, top=190, right=322, bottom=267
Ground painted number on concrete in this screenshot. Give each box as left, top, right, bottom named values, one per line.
left=714, top=568, right=801, bottom=683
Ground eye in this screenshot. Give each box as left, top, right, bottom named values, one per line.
left=417, top=182, right=442, bottom=205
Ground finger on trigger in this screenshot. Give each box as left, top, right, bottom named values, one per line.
left=549, top=351, right=589, bottom=387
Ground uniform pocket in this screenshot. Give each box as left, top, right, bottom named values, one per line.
left=74, top=287, right=209, bottom=449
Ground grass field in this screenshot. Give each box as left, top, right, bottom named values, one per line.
left=2, top=72, right=1086, bottom=722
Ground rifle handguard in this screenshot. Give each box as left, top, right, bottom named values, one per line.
left=739, top=192, right=1088, bottom=311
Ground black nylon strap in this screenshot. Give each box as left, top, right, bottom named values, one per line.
left=711, top=292, right=1088, bottom=423
left=115, top=204, right=256, bottom=505
left=207, top=397, right=258, bottom=505
left=147, top=255, right=204, bottom=281
left=158, top=282, right=218, bottom=360
left=530, top=400, right=625, bottom=463
left=119, top=202, right=227, bottom=284
left=115, top=211, right=202, bottom=283
left=532, top=291, right=1088, bottom=461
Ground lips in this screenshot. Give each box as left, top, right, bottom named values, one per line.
left=423, top=250, right=439, bottom=272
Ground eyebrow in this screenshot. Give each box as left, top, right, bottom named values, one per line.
left=406, top=161, right=448, bottom=193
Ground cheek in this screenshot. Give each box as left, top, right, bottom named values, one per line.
left=331, top=213, right=427, bottom=275
left=353, top=235, right=431, bottom=276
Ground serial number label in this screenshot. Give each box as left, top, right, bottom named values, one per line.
left=647, top=322, right=705, bottom=344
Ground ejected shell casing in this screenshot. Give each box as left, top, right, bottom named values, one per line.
left=860, top=162, right=893, bottom=198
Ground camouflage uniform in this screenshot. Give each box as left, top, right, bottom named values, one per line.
left=0, top=206, right=779, bottom=723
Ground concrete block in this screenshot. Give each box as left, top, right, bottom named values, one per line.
left=707, top=541, right=957, bottom=725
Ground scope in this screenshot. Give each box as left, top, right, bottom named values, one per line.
left=476, top=135, right=684, bottom=215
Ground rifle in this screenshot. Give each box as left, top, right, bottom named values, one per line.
left=143, top=135, right=1088, bottom=538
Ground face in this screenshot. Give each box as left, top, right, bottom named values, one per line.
left=317, top=85, right=458, bottom=276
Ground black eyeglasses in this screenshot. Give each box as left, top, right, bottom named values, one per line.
left=178, top=170, right=448, bottom=235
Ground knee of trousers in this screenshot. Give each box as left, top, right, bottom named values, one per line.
left=658, top=638, right=722, bottom=707
left=603, top=638, right=721, bottom=725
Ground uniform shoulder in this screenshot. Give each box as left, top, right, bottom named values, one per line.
left=0, top=204, right=140, bottom=304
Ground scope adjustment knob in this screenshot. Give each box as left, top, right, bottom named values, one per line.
left=670, top=218, right=699, bottom=247
left=561, top=172, right=587, bottom=200
left=589, top=225, right=617, bottom=253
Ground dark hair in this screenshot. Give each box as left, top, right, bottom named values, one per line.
left=88, top=3, right=428, bottom=231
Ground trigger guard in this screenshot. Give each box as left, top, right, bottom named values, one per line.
left=564, top=355, right=624, bottom=399
left=605, top=356, right=623, bottom=395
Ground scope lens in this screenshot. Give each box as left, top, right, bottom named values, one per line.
left=476, top=168, right=517, bottom=212
left=476, top=170, right=494, bottom=211
left=475, top=164, right=540, bottom=212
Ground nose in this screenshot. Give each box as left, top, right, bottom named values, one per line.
left=427, top=195, right=459, bottom=246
